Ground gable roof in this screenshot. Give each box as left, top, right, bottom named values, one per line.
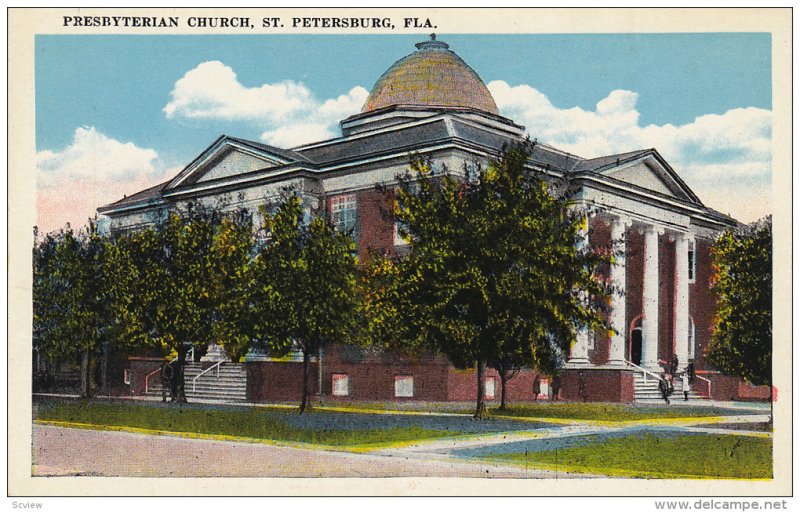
left=97, top=180, right=168, bottom=213
left=164, top=135, right=317, bottom=191
left=572, top=148, right=702, bottom=204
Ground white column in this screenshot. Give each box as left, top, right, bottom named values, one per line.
left=641, top=225, right=663, bottom=371
left=674, top=233, right=691, bottom=372
left=568, top=214, right=591, bottom=366
left=608, top=217, right=630, bottom=366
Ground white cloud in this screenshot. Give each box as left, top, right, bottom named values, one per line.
left=164, top=60, right=368, bottom=147
left=36, top=127, right=166, bottom=233
left=488, top=80, right=772, bottom=222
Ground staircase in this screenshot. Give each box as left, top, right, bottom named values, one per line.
left=632, top=368, right=708, bottom=403
left=146, top=362, right=248, bottom=403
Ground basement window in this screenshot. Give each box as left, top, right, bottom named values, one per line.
left=332, top=373, right=350, bottom=397
left=394, top=375, right=414, bottom=398
left=484, top=377, right=496, bottom=399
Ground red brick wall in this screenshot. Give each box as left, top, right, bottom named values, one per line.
left=320, top=346, right=451, bottom=401
left=445, top=367, right=546, bottom=402
left=126, top=358, right=163, bottom=396
left=589, top=217, right=611, bottom=365
left=356, top=189, right=394, bottom=259
left=737, top=381, right=771, bottom=400
left=658, top=236, right=676, bottom=364
left=690, top=239, right=718, bottom=371
left=447, top=368, right=496, bottom=401
left=560, top=369, right=635, bottom=403
left=246, top=361, right=319, bottom=402
left=625, top=229, right=644, bottom=361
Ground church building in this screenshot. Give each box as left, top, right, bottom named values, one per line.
left=100, top=37, right=764, bottom=403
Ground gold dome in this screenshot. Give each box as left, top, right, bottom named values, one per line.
left=362, top=37, right=499, bottom=115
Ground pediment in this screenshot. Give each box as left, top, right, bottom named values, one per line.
left=596, top=152, right=701, bottom=205
left=606, top=162, right=674, bottom=196
left=165, top=136, right=297, bottom=190
left=194, top=148, right=278, bottom=183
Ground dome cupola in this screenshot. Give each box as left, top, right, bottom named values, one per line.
left=362, top=35, right=499, bottom=115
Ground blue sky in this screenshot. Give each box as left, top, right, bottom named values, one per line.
left=35, top=33, right=772, bottom=231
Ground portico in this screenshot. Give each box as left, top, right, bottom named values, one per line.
left=566, top=204, right=697, bottom=380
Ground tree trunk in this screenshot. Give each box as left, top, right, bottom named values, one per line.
left=474, top=362, right=487, bottom=419
left=499, top=371, right=508, bottom=411
left=174, top=345, right=189, bottom=403
left=299, top=349, right=311, bottom=415
left=100, top=344, right=109, bottom=395
left=80, top=351, right=92, bottom=398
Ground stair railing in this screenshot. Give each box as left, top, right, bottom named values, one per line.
left=192, top=361, right=223, bottom=393
left=143, top=348, right=194, bottom=394
left=624, top=360, right=663, bottom=382
left=144, top=367, right=161, bottom=394
left=694, top=374, right=712, bottom=398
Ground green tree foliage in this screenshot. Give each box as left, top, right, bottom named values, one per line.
left=32, top=222, right=115, bottom=397
left=251, top=194, right=359, bottom=414
left=209, top=211, right=255, bottom=362
left=707, top=216, right=772, bottom=390
left=118, top=205, right=229, bottom=402
left=364, top=143, right=611, bottom=417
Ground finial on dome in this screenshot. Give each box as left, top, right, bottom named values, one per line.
left=415, top=34, right=449, bottom=51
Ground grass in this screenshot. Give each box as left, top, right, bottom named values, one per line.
left=493, top=403, right=764, bottom=422
left=485, top=432, right=773, bottom=479
left=34, top=400, right=460, bottom=448
left=336, top=401, right=764, bottom=422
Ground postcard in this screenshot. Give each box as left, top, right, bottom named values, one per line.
left=8, top=7, right=792, bottom=498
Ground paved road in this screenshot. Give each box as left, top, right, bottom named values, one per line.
left=32, top=424, right=576, bottom=478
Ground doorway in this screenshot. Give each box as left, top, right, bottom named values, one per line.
left=631, top=328, right=643, bottom=366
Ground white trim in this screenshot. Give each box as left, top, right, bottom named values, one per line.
left=169, top=139, right=290, bottom=189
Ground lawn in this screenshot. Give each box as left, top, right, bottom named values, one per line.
left=33, top=399, right=541, bottom=449
left=478, top=432, right=772, bottom=479
left=337, top=401, right=765, bottom=422
left=494, top=403, right=764, bottom=422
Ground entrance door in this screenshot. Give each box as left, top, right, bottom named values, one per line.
left=631, top=329, right=643, bottom=366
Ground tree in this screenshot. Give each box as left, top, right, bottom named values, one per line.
left=252, top=194, right=359, bottom=414
left=32, top=222, right=115, bottom=397
left=208, top=210, right=255, bottom=362
left=367, top=143, right=610, bottom=417
left=706, top=216, right=772, bottom=398
left=119, top=205, right=223, bottom=402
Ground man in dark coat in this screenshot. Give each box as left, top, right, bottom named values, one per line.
left=658, top=374, right=671, bottom=404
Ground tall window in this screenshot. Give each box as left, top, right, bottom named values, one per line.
left=688, top=239, right=696, bottom=283
left=688, top=317, right=696, bottom=360
left=331, top=194, right=358, bottom=240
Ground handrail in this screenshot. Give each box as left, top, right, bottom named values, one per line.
left=143, top=348, right=194, bottom=394
left=192, top=361, right=223, bottom=393
left=624, top=360, right=663, bottom=382
left=694, top=374, right=712, bottom=398
left=144, top=367, right=162, bottom=394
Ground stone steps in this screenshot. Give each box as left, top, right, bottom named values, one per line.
left=146, top=362, right=247, bottom=402
left=634, top=374, right=707, bottom=403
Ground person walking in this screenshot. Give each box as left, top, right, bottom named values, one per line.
left=658, top=374, right=671, bottom=404
left=682, top=371, right=690, bottom=401
left=532, top=375, right=541, bottom=401
left=687, top=360, right=696, bottom=385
